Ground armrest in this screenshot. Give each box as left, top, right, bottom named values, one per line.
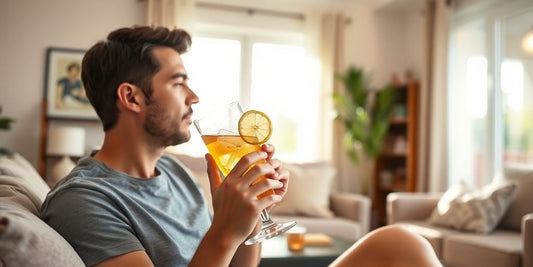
left=330, top=192, right=371, bottom=235
left=386, top=192, right=442, bottom=225
left=522, top=213, right=533, bottom=267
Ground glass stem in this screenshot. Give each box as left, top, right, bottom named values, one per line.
left=260, top=209, right=275, bottom=229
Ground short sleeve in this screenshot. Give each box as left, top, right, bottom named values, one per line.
left=41, top=187, right=144, bottom=266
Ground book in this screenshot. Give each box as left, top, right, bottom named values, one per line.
left=304, top=233, right=332, bottom=246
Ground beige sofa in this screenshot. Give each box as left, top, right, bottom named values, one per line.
left=387, top=165, right=533, bottom=267
left=0, top=153, right=84, bottom=266
left=0, top=152, right=370, bottom=266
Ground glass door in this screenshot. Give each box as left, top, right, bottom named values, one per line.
left=499, top=7, right=533, bottom=166
left=447, top=0, right=533, bottom=188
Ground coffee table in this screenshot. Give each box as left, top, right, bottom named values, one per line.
left=259, top=234, right=354, bottom=267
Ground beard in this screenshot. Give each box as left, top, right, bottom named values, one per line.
left=143, top=101, right=191, bottom=147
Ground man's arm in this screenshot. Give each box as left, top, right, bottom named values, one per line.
left=92, top=250, right=154, bottom=267
left=230, top=222, right=262, bottom=267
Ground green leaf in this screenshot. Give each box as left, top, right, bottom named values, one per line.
left=0, top=118, right=14, bottom=130
left=332, top=66, right=396, bottom=162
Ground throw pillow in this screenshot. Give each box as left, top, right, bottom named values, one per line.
left=0, top=201, right=84, bottom=267
left=271, top=162, right=335, bottom=218
left=499, top=164, right=533, bottom=231
left=427, top=181, right=517, bottom=233
left=0, top=175, right=43, bottom=216
left=0, top=153, right=50, bottom=201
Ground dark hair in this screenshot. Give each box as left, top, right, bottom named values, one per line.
left=81, top=26, right=192, bottom=131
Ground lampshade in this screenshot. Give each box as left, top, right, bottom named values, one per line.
left=46, top=126, right=86, bottom=157
left=522, top=29, right=533, bottom=53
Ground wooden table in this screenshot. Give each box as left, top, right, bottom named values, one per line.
left=259, top=234, right=354, bottom=267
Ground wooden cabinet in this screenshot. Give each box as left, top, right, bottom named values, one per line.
left=372, top=81, right=419, bottom=224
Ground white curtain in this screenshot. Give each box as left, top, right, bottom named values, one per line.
left=146, top=0, right=195, bottom=29
left=321, top=13, right=360, bottom=194
left=426, top=0, right=451, bottom=192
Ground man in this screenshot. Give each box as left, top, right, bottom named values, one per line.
left=42, top=25, right=443, bottom=267
left=57, top=62, right=90, bottom=108
left=41, top=26, right=288, bottom=267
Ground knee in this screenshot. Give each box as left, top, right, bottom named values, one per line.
left=370, top=225, right=432, bottom=251
left=330, top=225, right=441, bottom=267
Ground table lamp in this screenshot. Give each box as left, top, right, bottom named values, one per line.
left=46, top=126, right=85, bottom=183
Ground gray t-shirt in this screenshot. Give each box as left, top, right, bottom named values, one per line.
left=41, top=153, right=212, bottom=267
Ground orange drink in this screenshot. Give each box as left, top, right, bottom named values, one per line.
left=285, top=226, right=306, bottom=251
left=202, top=134, right=274, bottom=199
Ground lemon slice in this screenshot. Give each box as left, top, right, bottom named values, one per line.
left=238, top=110, right=272, bottom=145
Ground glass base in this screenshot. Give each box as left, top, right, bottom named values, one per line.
left=244, top=220, right=297, bottom=245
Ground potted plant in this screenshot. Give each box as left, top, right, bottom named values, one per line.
left=0, top=106, right=15, bottom=156
left=333, top=66, right=396, bottom=195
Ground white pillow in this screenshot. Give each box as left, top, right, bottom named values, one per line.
left=0, top=201, right=85, bottom=266
left=427, top=180, right=517, bottom=233
left=0, top=153, right=50, bottom=201
left=271, top=162, right=335, bottom=218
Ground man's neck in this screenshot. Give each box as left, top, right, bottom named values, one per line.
left=93, top=128, right=164, bottom=178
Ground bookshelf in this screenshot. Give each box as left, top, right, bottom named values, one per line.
left=371, top=80, right=419, bottom=224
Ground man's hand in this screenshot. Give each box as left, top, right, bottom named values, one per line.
left=190, top=144, right=290, bottom=267
left=205, top=149, right=283, bottom=242
left=261, top=144, right=290, bottom=200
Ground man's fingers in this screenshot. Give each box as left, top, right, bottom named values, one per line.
left=261, top=143, right=275, bottom=161
left=230, top=150, right=268, bottom=177
left=205, top=153, right=222, bottom=194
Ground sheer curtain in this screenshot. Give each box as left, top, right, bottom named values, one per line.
left=321, top=13, right=357, bottom=193
left=426, top=0, right=451, bottom=192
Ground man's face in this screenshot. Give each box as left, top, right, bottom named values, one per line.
left=143, top=47, right=198, bottom=147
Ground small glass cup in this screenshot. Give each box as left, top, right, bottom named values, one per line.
left=286, top=226, right=306, bottom=251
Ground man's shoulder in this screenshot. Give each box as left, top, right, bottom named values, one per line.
left=43, top=158, right=117, bottom=207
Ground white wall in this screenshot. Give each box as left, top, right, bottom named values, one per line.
left=0, top=0, right=146, bottom=167
left=344, top=0, right=426, bottom=86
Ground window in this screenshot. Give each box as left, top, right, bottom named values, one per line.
left=176, top=34, right=321, bottom=162
left=448, top=0, right=533, bottom=188
left=448, top=19, right=488, bottom=188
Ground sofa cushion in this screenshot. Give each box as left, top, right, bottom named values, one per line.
left=500, top=164, right=533, bottom=231
left=0, top=201, right=84, bottom=267
left=271, top=214, right=360, bottom=241
left=427, top=181, right=517, bottom=233
left=396, top=220, right=462, bottom=259
left=0, top=175, right=43, bottom=216
left=0, top=153, right=50, bottom=201
left=443, top=229, right=522, bottom=267
left=271, top=162, right=335, bottom=218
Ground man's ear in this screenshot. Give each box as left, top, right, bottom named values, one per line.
left=116, top=83, right=143, bottom=113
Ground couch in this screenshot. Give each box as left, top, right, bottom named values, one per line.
left=0, top=152, right=370, bottom=266
left=0, top=153, right=84, bottom=266
left=387, top=164, right=533, bottom=267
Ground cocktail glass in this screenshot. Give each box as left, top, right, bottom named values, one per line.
left=194, top=102, right=296, bottom=245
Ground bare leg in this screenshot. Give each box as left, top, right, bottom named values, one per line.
left=329, top=225, right=442, bottom=267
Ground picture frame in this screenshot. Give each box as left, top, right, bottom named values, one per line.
left=45, top=47, right=97, bottom=119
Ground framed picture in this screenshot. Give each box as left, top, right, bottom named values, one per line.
left=45, top=47, right=97, bottom=119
